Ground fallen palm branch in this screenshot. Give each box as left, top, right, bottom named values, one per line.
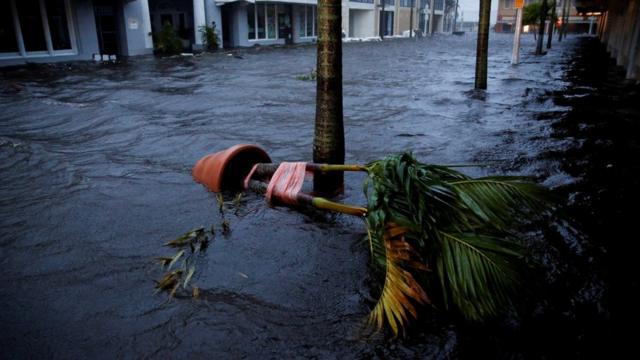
left=191, top=145, right=552, bottom=336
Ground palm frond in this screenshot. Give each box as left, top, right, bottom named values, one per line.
left=436, top=232, right=523, bottom=320
left=368, top=223, right=430, bottom=336
left=450, top=177, right=552, bottom=230
left=363, top=153, right=550, bottom=335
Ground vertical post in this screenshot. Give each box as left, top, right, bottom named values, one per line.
left=588, top=16, right=594, bottom=35
left=535, top=0, right=548, bottom=55
left=453, top=0, right=459, bottom=32
left=558, top=0, right=566, bottom=41
left=140, top=0, right=154, bottom=50
left=429, top=0, right=435, bottom=35
left=626, top=5, right=640, bottom=80
left=562, top=0, right=569, bottom=40
left=512, top=7, right=523, bottom=65
left=547, top=0, right=555, bottom=49
left=410, top=0, right=414, bottom=37
left=380, top=0, right=386, bottom=39
left=193, top=0, right=206, bottom=45
left=314, top=0, right=345, bottom=195
left=475, top=0, right=491, bottom=90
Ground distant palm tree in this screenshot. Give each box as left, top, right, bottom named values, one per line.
left=475, top=0, right=492, bottom=89
left=313, top=0, right=345, bottom=194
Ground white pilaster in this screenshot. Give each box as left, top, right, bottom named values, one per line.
left=140, top=0, right=153, bottom=49
left=193, top=0, right=206, bottom=45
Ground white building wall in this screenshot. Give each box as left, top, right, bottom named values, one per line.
left=349, top=9, right=375, bottom=37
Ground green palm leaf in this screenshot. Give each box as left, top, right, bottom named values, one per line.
left=363, top=153, right=550, bottom=335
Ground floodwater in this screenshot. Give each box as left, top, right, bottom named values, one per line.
left=1, top=34, right=635, bottom=358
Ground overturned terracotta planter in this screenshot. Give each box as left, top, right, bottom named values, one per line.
left=193, top=144, right=271, bottom=192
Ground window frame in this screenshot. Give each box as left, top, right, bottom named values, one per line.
left=248, top=3, right=279, bottom=41
left=0, top=0, right=77, bottom=59
left=300, top=5, right=316, bottom=38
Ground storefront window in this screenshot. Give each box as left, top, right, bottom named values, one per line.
left=0, top=2, right=19, bottom=53
left=267, top=5, right=276, bottom=39
left=257, top=4, right=266, bottom=38
left=47, top=0, right=72, bottom=50
left=300, top=5, right=316, bottom=38
left=1, top=0, right=76, bottom=57
left=17, top=0, right=48, bottom=52
left=248, top=4, right=278, bottom=40
left=248, top=4, right=256, bottom=39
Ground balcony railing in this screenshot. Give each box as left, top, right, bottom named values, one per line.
left=350, top=0, right=374, bottom=3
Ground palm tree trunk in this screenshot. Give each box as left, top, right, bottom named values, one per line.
left=535, top=0, right=548, bottom=55
left=313, top=0, right=345, bottom=195
left=475, top=0, right=491, bottom=90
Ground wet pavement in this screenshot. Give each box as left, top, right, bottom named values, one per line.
left=1, top=33, right=636, bottom=358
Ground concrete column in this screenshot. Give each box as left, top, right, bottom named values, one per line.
left=394, top=0, right=400, bottom=35
left=140, top=0, right=153, bottom=49
left=193, top=0, right=206, bottom=45
left=429, top=0, right=434, bottom=35
left=626, top=1, right=640, bottom=79
left=511, top=7, right=523, bottom=65
left=342, top=0, right=350, bottom=37
left=204, top=0, right=223, bottom=48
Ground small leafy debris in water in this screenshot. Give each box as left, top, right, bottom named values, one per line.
left=155, top=227, right=211, bottom=298
left=216, top=193, right=225, bottom=214
left=167, top=250, right=185, bottom=269
left=164, top=227, right=204, bottom=247
left=155, top=257, right=173, bottom=267
left=237, top=272, right=248, bottom=279
left=192, top=286, right=200, bottom=299
left=183, top=266, right=195, bottom=289
left=155, top=269, right=183, bottom=292
left=221, top=219, right=231, bottom=235
left=233, top=193, right=243, bottom=207
left=295, top=69, right=317, bottom=81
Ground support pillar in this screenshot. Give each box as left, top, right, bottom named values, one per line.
left=193, top=0, right=206, bottom=46
left=140, top=0, right=153, bottom=50
left=512, top=7, right=523, bottom=65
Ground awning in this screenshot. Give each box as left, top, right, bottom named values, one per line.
left=215, top=0, right=255, bottom=5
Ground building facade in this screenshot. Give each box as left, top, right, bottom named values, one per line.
left=495, top=0, right=596, bottom=33
left=1, top=0, right=432, bottom=67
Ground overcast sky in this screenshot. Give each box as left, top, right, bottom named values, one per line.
left=457, top=0, right=500, bottom=24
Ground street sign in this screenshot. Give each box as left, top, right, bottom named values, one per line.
left=515, top=0, right=524, bottom=8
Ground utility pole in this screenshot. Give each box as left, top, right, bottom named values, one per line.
left=313, top=0, right=344, bottom=194
left=475, top=0, right=491, bottom=90
left=547, top=0, right=555, bottom=49
left=511, top=0, right=524, bottom=65
left=535, top=0, right=548, bottom=55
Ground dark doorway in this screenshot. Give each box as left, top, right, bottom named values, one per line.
left=221, top=5, right=232, bottom=48
left=379, top=10, right=394, bottom=36
left=278, top=5, right=292, bottom=44
left=94, top=0, right=120, bottom=55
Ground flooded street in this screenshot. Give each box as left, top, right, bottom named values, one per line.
left=1, top=33, right=635, bottom=358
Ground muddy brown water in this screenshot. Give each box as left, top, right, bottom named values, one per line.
left=1, top=34, right=636, bottom=358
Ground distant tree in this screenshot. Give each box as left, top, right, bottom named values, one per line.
left=523, top=1, right=556, bottom=41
